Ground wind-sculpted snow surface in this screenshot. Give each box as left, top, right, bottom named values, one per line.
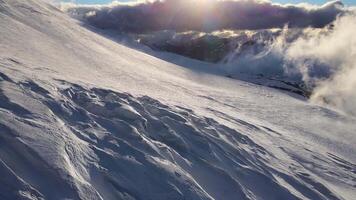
left=0, top=0, right=356, bottom=199
left=1, top=75, right=355, bottom=200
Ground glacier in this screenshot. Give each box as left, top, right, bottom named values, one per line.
left=0, top=0, right=355, bottom=200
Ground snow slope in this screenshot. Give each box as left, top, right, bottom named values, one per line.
left=0, top=0, right=355, bottom=199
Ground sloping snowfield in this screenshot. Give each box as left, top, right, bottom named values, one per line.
left=0, top=0, right=355, bottom=199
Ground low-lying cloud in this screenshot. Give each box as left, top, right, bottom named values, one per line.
left=290, top=13, right=356, bottom=116
left=223, top=12, right=356, bottom=116
left=63, top=0, right=345, bottom=32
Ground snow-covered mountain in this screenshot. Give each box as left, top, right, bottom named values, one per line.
left=135, top=29, right=278, bottom=63
left=0, top=0, right=355, bottom=200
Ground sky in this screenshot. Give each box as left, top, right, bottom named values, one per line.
left=69, top=0, right=356, bottom=6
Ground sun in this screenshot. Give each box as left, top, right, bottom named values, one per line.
left=194, top=0, right=214, bottom=5
left=190, top=0, right=215, bottom=9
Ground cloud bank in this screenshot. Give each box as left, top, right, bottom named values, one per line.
left=63, top=0, right=345, bottom=32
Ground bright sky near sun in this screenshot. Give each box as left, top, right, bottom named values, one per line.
left=70, top=0, right=356, bottom=6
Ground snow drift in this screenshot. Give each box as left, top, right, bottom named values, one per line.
left=0, top=0, right=356, bottom=200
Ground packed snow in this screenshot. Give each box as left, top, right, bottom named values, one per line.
left=0, top=0, right=355, bottom=200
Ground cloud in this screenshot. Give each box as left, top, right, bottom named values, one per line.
left=62, top=0, right=345, bottom=32
left=222, top=12, right=356, bottom=116
left=288, top=13, right=356, bottom=116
